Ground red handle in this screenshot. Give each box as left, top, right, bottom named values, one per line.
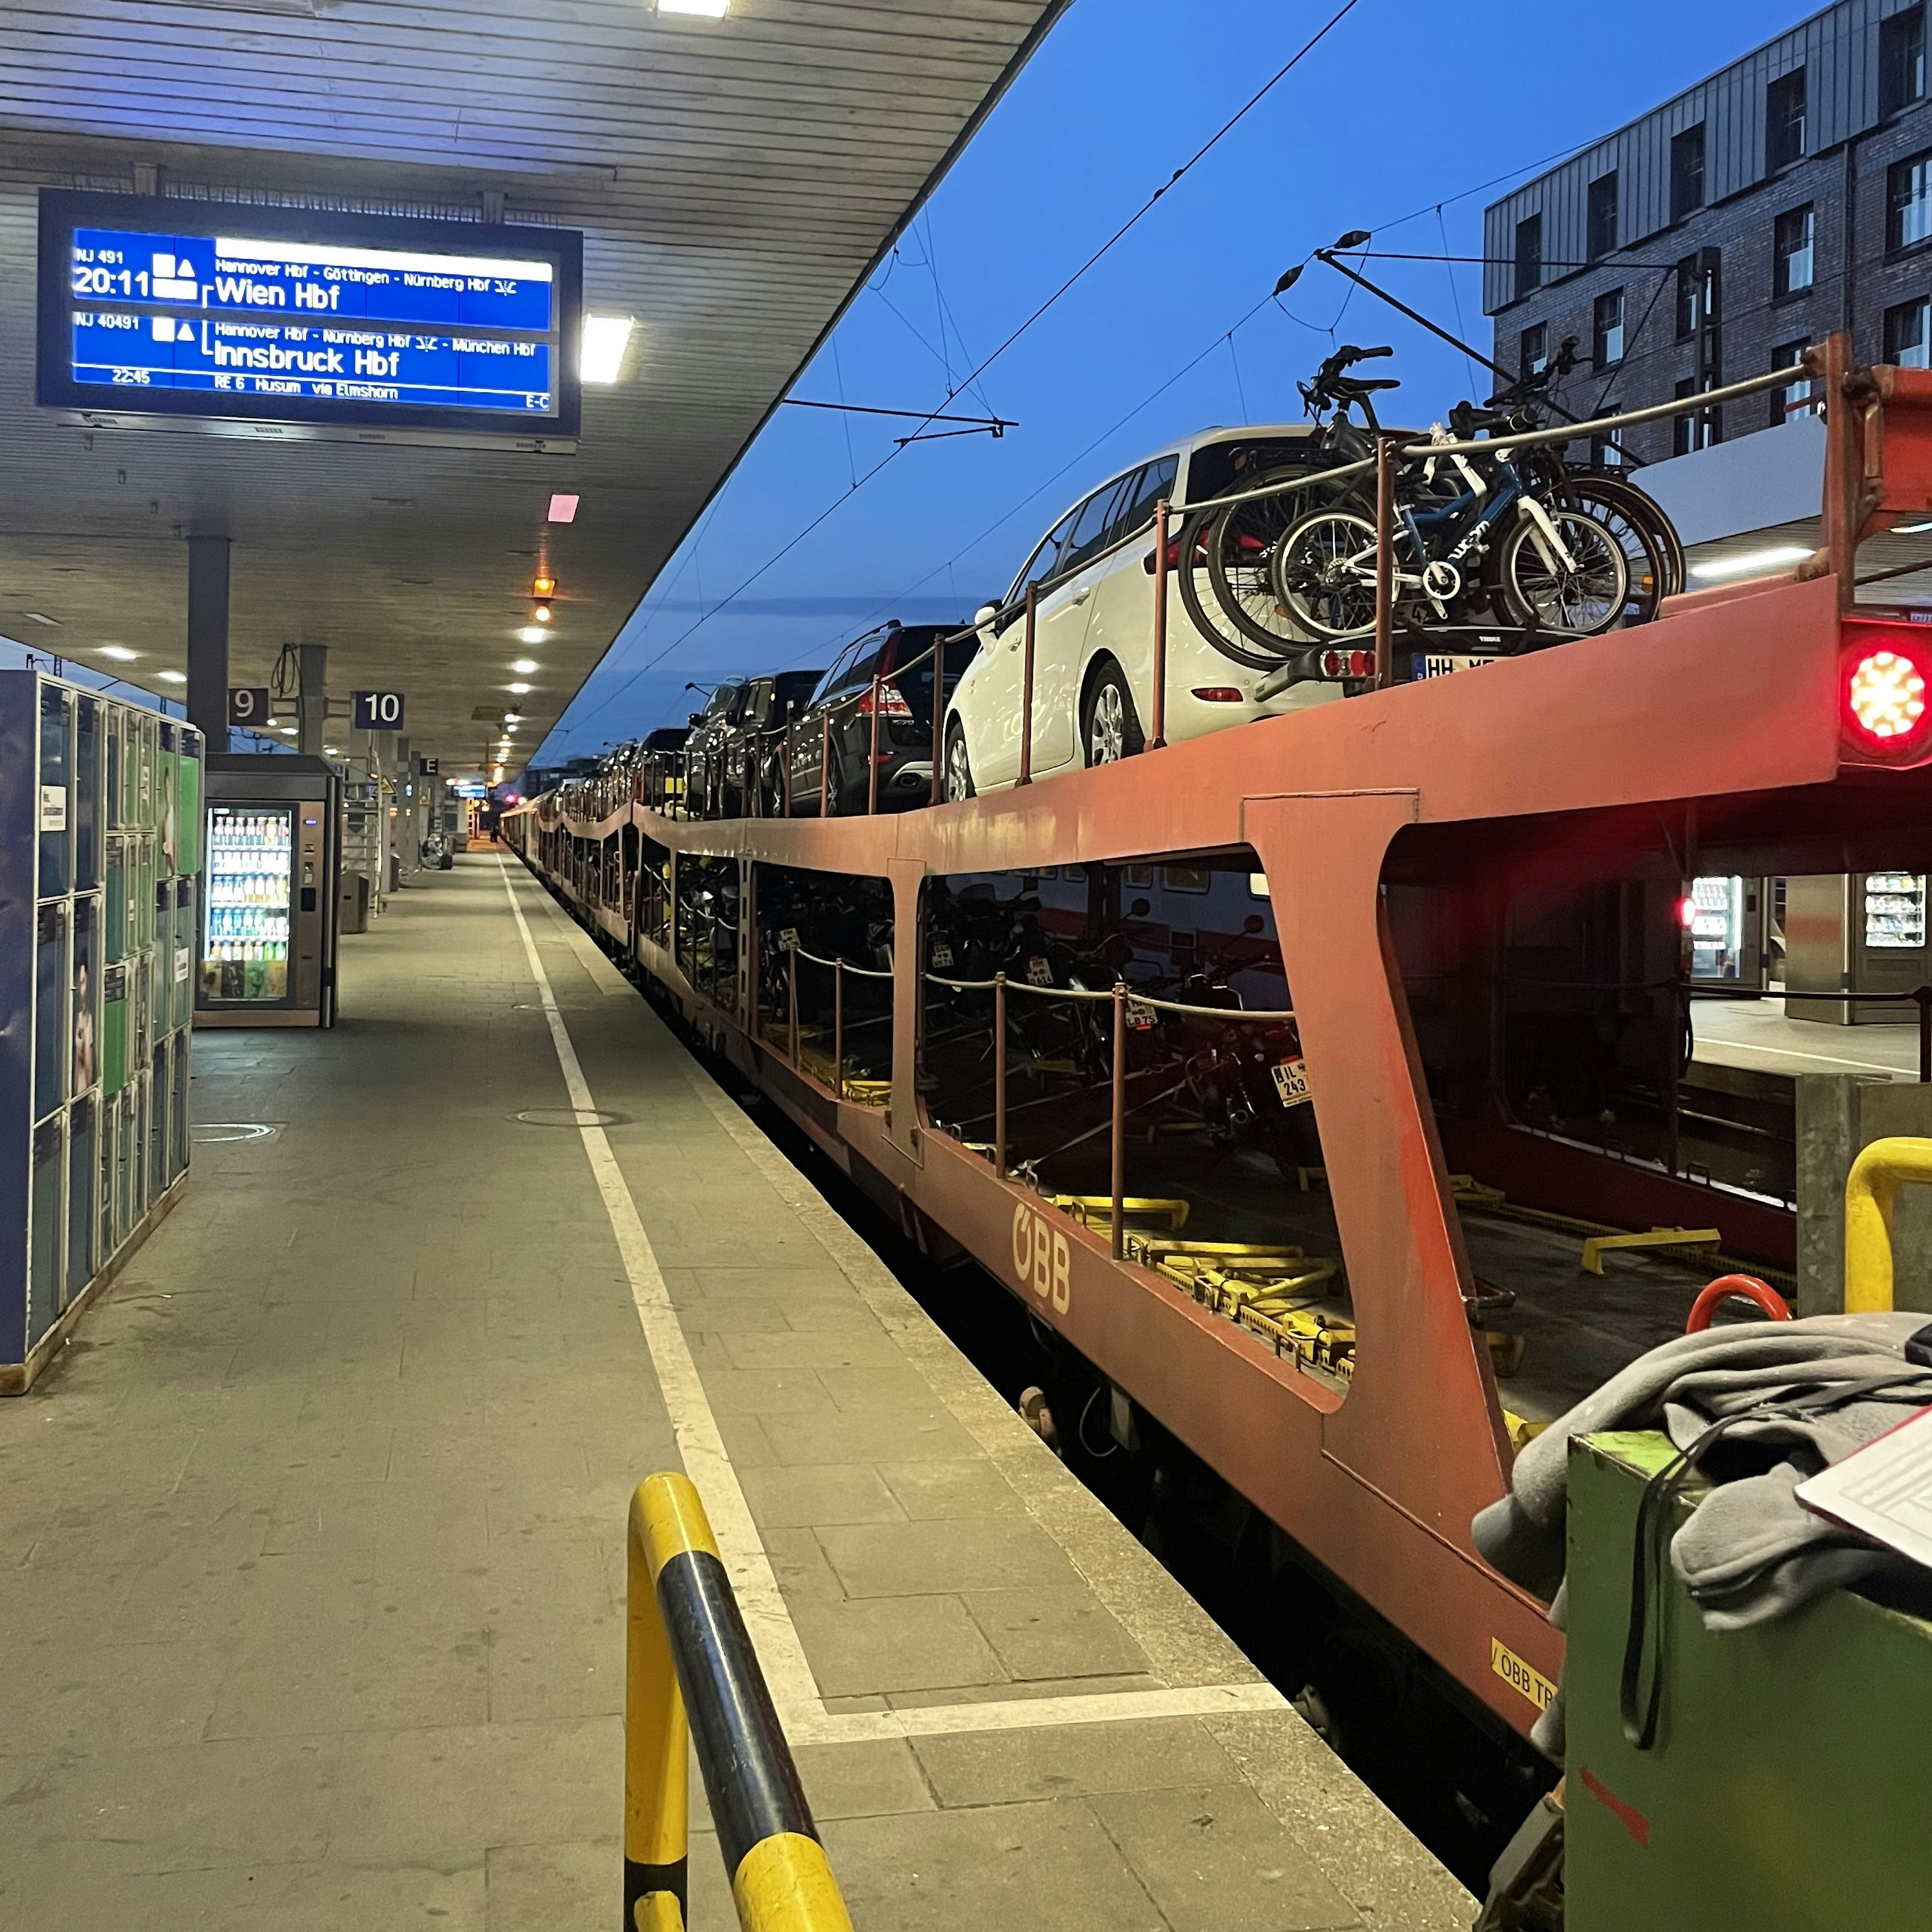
left=1686, top=1274, right=1792, bottom=1334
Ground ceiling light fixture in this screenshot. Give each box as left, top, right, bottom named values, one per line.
left=547, top=493, right=580, bottom=523
left=657, top=0, right=731, bottom=16
left=517, top=625, right=547, bottom=645
left=324, top=747, right=340, bottom=757
left=510, top=682, right=532, bottom=695
left=1688, top=544, right=1812, bottom=582
left=23, top=611, right=59, bottom=626
left=279, top=726, right=298, bottom=735
left=532, top=576, right=556, bottom=598
left=531, top=603, right=553, bottom=624
left=157, top=670, right=186, bottom=684
left=581, top=314, right=635, bottom=384
left=98, top=645, right=138, bottom=661
left=511, top=659, right=538, bottom=675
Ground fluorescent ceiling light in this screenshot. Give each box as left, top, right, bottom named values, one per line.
left=510, top=682, right=532, bottom=694
left=547, top=493, right=580, bottom=523
left=279, top=725, right=298, bottom=735
left=658, top=0, right=731, bottom=14
left=517, top=626, right=548, bottom=645
left=157, top=670, right=186, bottom=684
left=1688, top=544, right=1812, bottom=582
left=325, top=747, right=340, bottom=756
left=98, top=645, right=138, bottom=661
left=23, top=611, right=59, bottom=626
left=581, top=315, right=634, bottom=384
left=511, top=659, right=538, bottom=675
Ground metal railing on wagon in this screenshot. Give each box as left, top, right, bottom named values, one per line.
left=625, top=1471, right=853, bottom=1932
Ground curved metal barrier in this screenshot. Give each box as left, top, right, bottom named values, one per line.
left=625, top=1473, right=853, bottom=1931
left=1844, top=1135, right=1932, bottom=1313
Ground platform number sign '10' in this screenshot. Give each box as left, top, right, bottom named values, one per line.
left=1012, top=1204, right=1071, bottom=1315
left=351, top=690, right=406, bottom=731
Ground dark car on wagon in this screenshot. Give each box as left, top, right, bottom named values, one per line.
left=712, top=669, right=824, bottom=818
left=779, top=622, right=979, bottom=816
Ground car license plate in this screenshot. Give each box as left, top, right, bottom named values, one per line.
left=1414, top=653, right=1496, bottom=680
left=1271, top=1057, right=1314, bottom=1107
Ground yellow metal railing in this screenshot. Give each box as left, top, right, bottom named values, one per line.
left=1843, top=1136, right=1932, bottom=1313
left=625, top=1473, right=853, bottom=1932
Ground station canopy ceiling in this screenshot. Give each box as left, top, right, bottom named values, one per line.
left=0, top=0, right=1067, bottom=775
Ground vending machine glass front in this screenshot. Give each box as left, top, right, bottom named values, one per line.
left=1863, top=873, right=1927, bottom=949
left=202, top=806, right=295, bottom=1003
left=1689, top=875, right=1746, bottom=981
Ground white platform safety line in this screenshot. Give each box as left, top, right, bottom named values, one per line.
left=499, top=861, right=824, bottom=1718
left=499, top=859, right=1287, bottom=1741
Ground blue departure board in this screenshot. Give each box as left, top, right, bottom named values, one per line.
left=38, top=193, right=582, bottom=441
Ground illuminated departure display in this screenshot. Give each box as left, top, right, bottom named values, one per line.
left=38, top=192, right=582, bottom=440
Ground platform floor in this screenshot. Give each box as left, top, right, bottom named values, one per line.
left=0, top=856, right=1470, bottom=1931
left=1693, top=995, right=1919, bottom=1081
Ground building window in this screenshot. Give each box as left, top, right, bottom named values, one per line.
left=1520, top=322, right=1548, bottom=377
left=1670, top=123, right=1707, bottom=224
left=1882, top=5, right=1927, bottom=119
left=1588, top=172, right=1619, bottom=261
left=1773, top=205, right=1815, bottom=295
left=1766, top=68, right=1807, bottom=173
left=1770, top=340, right=1819, bottom=425
left=1673, top=377, right=1721, bottom=455
left=1891, top=152, right=1932, bottom=252
left=1515, top=213, right=1543, bottom=298
left=1593, top=289, right=1626, bottom=368
left=1886, top=295, right=1931, bottom=367
left=1590, top=408, right=1627, bottom=468
left=1675, top=255, right=1703, bottom=337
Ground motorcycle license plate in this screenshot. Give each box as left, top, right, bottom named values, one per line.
left=1026, top=955, right=1054, bottom=987
left=1414, top=653, right=1496, bottom=680
left=930, top=940, right=955, bottom=969
left=1271, top=1057, right=1314, bottom=1108
left=1125, top=996, right=1157, bottom=1031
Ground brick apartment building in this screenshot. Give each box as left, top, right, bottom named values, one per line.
left=1483, top=0, right=1932, bottom=466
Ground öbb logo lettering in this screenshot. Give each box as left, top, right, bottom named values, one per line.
left=1011, top=1204, right=1070, bottom=1314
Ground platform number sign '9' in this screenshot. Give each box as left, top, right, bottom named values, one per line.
left=227, top=686, right=271, bottom=728
left=351, top=690, right=406, bottom=731
left=1012, top=1204, right=1071, bottom=1315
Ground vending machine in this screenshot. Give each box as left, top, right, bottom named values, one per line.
left=1784, top=872, right=1929, bottom=1023
left=195, top=756, right=341, bottom=1028
left=1686, top=876, right=1769, bottom=987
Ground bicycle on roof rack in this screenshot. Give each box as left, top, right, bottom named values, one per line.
left=1176, top=342, right=1684, bottom=667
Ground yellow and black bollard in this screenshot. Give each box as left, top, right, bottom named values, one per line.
left=624, top=1473, right=853, bottom=1931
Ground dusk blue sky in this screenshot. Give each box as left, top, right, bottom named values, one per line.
left=534, top=0, right=1783, bottom=768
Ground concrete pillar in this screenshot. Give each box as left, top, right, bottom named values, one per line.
left=186, top=535, right=230, bottom=751
left=1795, top=1073, right=1932, bottom=1313
left=296, top=644, right=328, bottom=757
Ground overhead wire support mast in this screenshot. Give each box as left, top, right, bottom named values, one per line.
left=1308, top=246, right=1587, bottom=429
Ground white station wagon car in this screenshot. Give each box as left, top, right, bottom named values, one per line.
left=942, top=425, right=1346, bottom=798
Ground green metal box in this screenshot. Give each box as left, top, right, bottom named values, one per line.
left=1566, top=1432, right=1932, bottom=1931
